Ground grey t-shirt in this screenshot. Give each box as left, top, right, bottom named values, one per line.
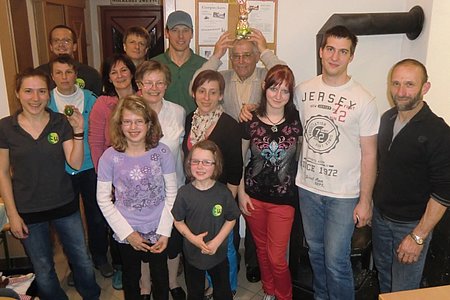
left=172, top=182, right=240, bottom=270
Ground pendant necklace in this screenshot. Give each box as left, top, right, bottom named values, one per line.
left=265, top=114, right=284, bottom=132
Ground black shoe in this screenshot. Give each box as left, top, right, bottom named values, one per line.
left=95, top=262, right=114, bottom=278
left=141, top=294, right=151, bottom=300
left=170, top=287, right=186, bottom=300
left=246, top=266, right=261, bottom=283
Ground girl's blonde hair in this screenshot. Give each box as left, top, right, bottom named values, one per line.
left=109, top=95, right=162, bottom=152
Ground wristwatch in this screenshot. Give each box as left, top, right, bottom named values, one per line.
left=409, top=232, right=424, bottom=245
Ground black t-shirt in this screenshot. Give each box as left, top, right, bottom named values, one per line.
left=0, top=109, right=77, bottom=223
left=172, top=182, right=240, bottom=270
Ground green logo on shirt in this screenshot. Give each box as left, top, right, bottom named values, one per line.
left=212, top=204, right=222, bottom=217
left=76, top=77, right=86, bottom=89
left=47, top=132, right=59, bottom=144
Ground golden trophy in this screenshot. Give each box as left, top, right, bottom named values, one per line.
left=236, top=0, right=254, bottom=39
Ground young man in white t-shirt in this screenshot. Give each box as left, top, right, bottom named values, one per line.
left=295, top=25, right=379, bottom=300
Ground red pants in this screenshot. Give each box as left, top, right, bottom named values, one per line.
left=245, top=198, right=294, bottom=300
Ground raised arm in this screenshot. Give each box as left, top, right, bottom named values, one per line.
left=63, top=107, right=84, bottom=170
left=247, top=28, right=286, bottom=69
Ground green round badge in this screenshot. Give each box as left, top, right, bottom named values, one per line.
left=76, top=78, right=86, bottom=89
left=47, top=132, right=59, bottom=144
left=212, top=204, right=223, bottom=217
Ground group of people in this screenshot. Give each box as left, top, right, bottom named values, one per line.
left=0, top=8, right=449, bottom=300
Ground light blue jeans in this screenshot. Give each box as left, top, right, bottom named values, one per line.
left=299, top=188, right=357, bottom=300
left=21, top=211, right=100, bottom=300
left=372, top=207, right=431, bottom=293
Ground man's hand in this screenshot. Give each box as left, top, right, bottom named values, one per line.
left=396, top=234, right=424, bottom=264
left=247, top=28, right=267, bottom=53
left=353, top=199, right=372, bottom=228
left=213, top=32, right=235, bottom=59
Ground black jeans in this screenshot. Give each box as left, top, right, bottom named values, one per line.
left=118, top=242, right=169, bottom=300
left=184, top=258, right=232, bottom=300
left=71, top=168, right=109, bottom=266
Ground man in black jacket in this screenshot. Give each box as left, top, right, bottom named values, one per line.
left=372, top=58, right=450, bottom=293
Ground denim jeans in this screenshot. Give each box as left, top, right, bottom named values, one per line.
left=372, top=207, right=431, bottom=293
left=299, top=188, right=357, bottom=300
left=21, top=211, right=100, bottom=300
left=71, top=168, right=109, bottom=266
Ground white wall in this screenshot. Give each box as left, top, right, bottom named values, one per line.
left=424, top=0, right=450, bottom=123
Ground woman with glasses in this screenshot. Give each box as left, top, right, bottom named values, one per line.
left=88, top=53, right=138, bottom=290
left=182, top=70, right=243, bottom=297
left=135, top=60, right=186, bottom=300
left=238, top=65, right=302, bottom=300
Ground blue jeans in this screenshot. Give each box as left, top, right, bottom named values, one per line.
left=71, top=168, right=109, bottom=266
left=372, top=207, right=431, bottom=293
left=21, top=211, right=100, bottom=300
left=299, top=188, right=357, bottom=300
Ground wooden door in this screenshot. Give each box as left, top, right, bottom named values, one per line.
left=33, top=0, right=88, bottom=64
left=99, top=6, right=164, bottom=62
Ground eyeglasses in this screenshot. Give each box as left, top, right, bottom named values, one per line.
left=140, top=81, right=166, bottom=89
left=190, top=159, right=216, bottom=166
left=51, top=38, right=73, bottom=45
left=230, top=52, right=253, bottom=61
left=121, top=119, right=147, bottom=127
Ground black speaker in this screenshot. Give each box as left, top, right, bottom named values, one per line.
left=422, top=209, right=450, bottom=287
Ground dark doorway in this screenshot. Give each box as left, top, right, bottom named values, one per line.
left=99, top=5, right=165, bottom=62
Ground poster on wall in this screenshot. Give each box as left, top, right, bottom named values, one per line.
left=198, top=2, right=229, bottom=45
left=199, top=46, right=229, bottom=71
left=248, top=0, right=275, bottom=43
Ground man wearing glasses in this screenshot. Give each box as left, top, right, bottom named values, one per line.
left=36, top=25, right=102, bottom=96
left=191, top=28, right=284, bottom=121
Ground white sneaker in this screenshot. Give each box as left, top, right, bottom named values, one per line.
left=262, top=294, right=276, bottom=300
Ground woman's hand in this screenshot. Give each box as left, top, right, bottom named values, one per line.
left=9, top=214, right=29, bottom=239
left=150, top=235, right=168, bottom=253
left=126, top=231, right=152, bottom=252
left=66, top=107, right=84, bottom=133
left=238, top=191, right=254, bottom=216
